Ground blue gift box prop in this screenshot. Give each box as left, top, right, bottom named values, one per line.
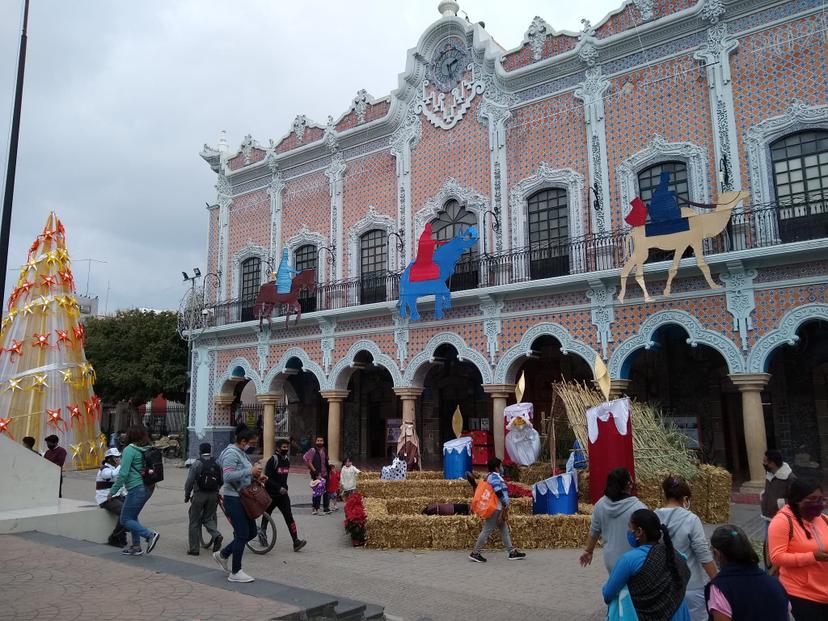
left=442, top=437, right=473, bottom=480
left=532, top=473, right=578, bottom=515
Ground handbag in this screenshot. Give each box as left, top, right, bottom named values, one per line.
left=238, top=478, right=271, bottom=519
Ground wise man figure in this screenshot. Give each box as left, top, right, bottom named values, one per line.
left=396, top=421, right=421, bottom=471
left=275, top=248, right=300, bottom=294
left=648, top=171, right=681, bottom=224
left=410, top=223, right=445, bottom=282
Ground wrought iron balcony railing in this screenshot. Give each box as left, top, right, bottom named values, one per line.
left=204, top=201, right=827, bottom=328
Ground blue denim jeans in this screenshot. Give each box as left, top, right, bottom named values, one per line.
left=120, top=484, right=153, bottom=546
left=220, top=495, right=256, bottom=573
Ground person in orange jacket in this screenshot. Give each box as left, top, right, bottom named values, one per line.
left=768, top=477, right=828, bottom=621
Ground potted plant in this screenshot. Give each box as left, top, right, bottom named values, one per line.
left=343, top=492, right=367, bottom=546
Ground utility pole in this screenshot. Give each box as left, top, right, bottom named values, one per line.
left=0, top=0, right=31, bottom=320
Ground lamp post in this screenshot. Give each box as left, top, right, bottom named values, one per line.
left=481, top=209, right=501, bottom=256
left=316, top=245, right=336, bottom=279
left=387, top=229, right=404, bottom=268
left=179, top=268, right=203, bottom=458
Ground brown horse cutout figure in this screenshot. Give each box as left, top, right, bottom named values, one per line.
left=253, top=268, right=316, bottom=330
left=618, top=190, right=749, bottom=303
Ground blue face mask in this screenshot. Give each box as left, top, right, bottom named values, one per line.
left=627, top=530, right=640, bottom=548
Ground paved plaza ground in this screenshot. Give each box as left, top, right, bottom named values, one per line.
left=0, top=463, right=762, bottom=621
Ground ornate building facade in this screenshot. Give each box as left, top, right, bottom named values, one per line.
left=194, top=0, right=828, bottom=487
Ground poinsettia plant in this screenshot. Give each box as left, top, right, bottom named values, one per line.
left=343, top=492, right=367, bottom=545
left=507, top=482, right=533, bottom=498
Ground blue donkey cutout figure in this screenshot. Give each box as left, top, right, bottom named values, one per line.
left=398, top=225, right=478, bottom=321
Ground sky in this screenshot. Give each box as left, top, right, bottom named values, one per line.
left=0, top=0, right=623, bottom=313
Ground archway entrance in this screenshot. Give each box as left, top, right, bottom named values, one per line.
left=276, top=358, right=323, bottom=457
left=765, top=320, right=828, bottom=480
left=421, top=344, right=487, bottom=462
left=625, top=325, right=738, bottom=477
left=342, top=351, right=398, bottom=462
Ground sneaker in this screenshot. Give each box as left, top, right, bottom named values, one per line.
left=293, top=539, right=307, bottom=552
left=121, top=545, right=143, bottom=556
left=228, top=570, right=255, bottom=583
left=145, top=532, right=160, bottom=554
left=323, top=510, right=332, bottom=515
left=257, top=528, right=268, bottom=547
left=213, top=550, right=230, bottom=573
left=508, top=549, right=527, bottom=561
left=186, top=550, right=200, bottom=556
left=311, top=509, right=319, bottom=516
left=468, top=552, right=487, bottom=563
left=212, top=534, right=223, bottom=553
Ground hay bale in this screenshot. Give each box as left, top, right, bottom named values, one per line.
left=516, top=463, right=554, bottom=485
left=358, top=470, right=443, bottom=481
left=358, top=479, right=473, bottom=499
left=701, top=464, right=731, bottom=523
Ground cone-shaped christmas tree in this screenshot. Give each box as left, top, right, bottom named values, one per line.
left=0, top=213, right=104, bottom=469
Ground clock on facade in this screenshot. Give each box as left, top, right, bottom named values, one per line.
left=431, top=42, right=467, bottom=92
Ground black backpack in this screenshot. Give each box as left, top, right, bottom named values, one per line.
left=140, top=447, right=165, bottom=485
left=196, top=457, right=222, bottom=492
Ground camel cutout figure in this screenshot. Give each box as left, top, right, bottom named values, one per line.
left=618, top=190, right=749, bottom=302
left=253, top=268, right=316, bottom=330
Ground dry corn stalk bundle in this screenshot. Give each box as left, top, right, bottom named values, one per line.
left=358, top=479, right=472, bottom=499
left=555, top=382, right=697, bottom=479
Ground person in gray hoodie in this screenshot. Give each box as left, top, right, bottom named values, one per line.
left=580, top=467, right=646, bottom=573
left=213, top=425, right=262, bottom=583
left=655, top=475, right=717, bottom=621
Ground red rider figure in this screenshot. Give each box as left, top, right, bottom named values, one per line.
left=410, top=223, right=445, bottom=282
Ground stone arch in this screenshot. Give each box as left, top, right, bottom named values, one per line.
left=263, top=347, right=326, bottom=392
left=608, top=309, right=745, bottom=379
left=348, top=207, right=398, bottom=276
left=402, top=332, right=492, bottom=387
left=414, top=178, right=489, bottom=256
left=231, top=241, right=268, bottom=299
left=327, top=339, right=403, bottom=390
left=216, top=356, right=262, bottom=395
left=747, top=303, right=828, bottom=373
left=494, top=322, right=599, bottom=384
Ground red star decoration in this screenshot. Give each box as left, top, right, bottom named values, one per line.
left=5, top=340, right=23, bottom=358
left=42, top=228, right=57, bottom=241
left=67, top=404, right=82, bottom=421
left=0, top=417, right=11, bottom=435
left=59, top=270, right=74, bottom=289
left=18, top=280, right=34, bottom=296
left=55, top=329, right=71, bottom=347
left=32, top=333, right=50, bottom=349
left=40, top=274, right=58, bottom=289
left=56, top=220, right=65, bottom=236
left=7, top=287, right=21, bottom=308
left=28, top=239, right=40, bottom=257
left=46, top=408, right=63, bottom=427
left=73, top=324, right=85, bottom=345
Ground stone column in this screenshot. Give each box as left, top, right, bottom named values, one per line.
left=394, top=387, right=422, bottom=424
left=729, top=373, right=771, bottom=489
left=483, top=384, right=515, bottom=459
left=212, top=394, right=235, bottom=426
left=257, top=393, right=282, bottom=463
left=321, top=390, right=349, bottom=466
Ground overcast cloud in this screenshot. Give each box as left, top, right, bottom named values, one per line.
left=0, top=0, right=621, bottom=313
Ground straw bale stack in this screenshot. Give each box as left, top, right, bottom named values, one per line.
left=358, top=479, right=472, bottom=499
left=358, top=470, right=444, bottom=481
left=381, top=497, right=535, bottom=516
left=700, top=464, right=732, bottom=523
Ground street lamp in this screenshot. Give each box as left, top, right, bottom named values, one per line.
left=481, top=209, right=501, bottom=255
left=387, top=229, right=405, bottom=268
left=316, top=245, right=336, bottom=279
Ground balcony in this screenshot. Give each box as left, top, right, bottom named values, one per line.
left=205, top=201, right=827, bottom=328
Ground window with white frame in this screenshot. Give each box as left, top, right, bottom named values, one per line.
left=240, top=257, right=261, bottom=300
left=431, top=200, right=477, bottom=291
left=637, top=161, right=689, bottom=207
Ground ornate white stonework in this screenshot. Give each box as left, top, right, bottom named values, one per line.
left=509, top=163, right=585, bottom=249
left=577, top=39, right=599, bottom=67
left=525, top=16, right=550, bottom=62
left=392, top=313, right=409, bottom=368
left=415, top=64, right=485, bottom=130
left=586, top=284, right=616, bottom=360
left=574, top=67, right=611, bottom=235
left=608, top=309, right=745, bottom=379
left=721, top=267, right=757, bottom=351
left=700, top=0, right=725, bottom=24
left=352, top=89, right=373, bottom=124
left=326, top=339, right=403, bottom=391
left=284, top=227, right=329, bottom=281
left=326, top=153, right=347, bottom=280
left=390, top=108, right=424, bottom=262
left=403, top=332, right=493, bottom=387
left=747, top=304, right=828, bottom=373
left=216, top=174, right=232, bottom=301
left=267, top=159, right=285, bottom=262
left=347, top=207, right=397, bottom=277
left=323, top=116, right=339, bottom=154
left=617, top=134, right=711, bottom=224
left=494, top=322, right=599, bottom=385
left=239, top=134, right=260, bottom=165
left=231, top=241, right=268, bottom=299
left=256, top=330, right=269, bottom=376
left=262, top=347, right=326, bottom=393
left=477, top=99, right=512, bottom=253
left=480, top=295, right=505, bottom=364
left=632, top=0, right=654, bottom=21
left=415, top=178, right=489, bottom=254
left=318, top=317, right=336, bottom=374
left=292, top=115, right=308, bottom=142
left=217, top=357, right=262, bottom=395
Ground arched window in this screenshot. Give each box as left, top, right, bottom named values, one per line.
left=637, top=161, right=690, bottom=262
left=771, top=130, right=828, bottom=242
left=294, top=245, right=318, bottom=313
left=431, top=200, right=477, bottom=291
left=360, top=229, right=388, bottom=303
left=239, top=257, right=261, bottom=321
left=527, top=188, right=569, bottom=279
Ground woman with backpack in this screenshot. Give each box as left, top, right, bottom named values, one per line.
left=184, top=442, right=223, bottom=555
left=602, top=508, right=691, bottom=620
left=214, top=424, right=262, bottom=583
left=767, top=477, right=828, bottom=620
left=107, top=425, right=160, bottom=556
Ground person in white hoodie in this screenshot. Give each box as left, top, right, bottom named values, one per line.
left=580, top=467, right=647, bottom=573
left=655, top=475, right=717, bottom=621
left=339, top=456, right=361, bottom=499
left=95, top=448, right=127, bottom=547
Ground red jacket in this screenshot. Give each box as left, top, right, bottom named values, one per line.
left=326, top=470, right=340, bottom=493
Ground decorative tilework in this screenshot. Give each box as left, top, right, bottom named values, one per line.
left=335, top=100, right=391, bottom=132
left=273, top=126, right=325, bottom=154
left=226, top=190, right=270, bottom=297
left=281, top=171, right=330, bottom=241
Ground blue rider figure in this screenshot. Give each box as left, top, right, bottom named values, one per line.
left=275, top=248, right=300, bottom=294
left=644, top=170, right=689, bottom=236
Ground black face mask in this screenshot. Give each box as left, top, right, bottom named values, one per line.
left=316, top=445, right=324, bottom=450
left=763, top=463, right=772, bottom=472
left=47, top=442, right=57, bottom=450
left=279, top=449, right=289, bottom=455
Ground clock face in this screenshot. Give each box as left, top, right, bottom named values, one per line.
left=431, top=43, right=466, bottom=92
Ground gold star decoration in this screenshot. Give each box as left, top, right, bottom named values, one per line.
left=70, top=443, right=83, bottom=461
left=88, top=439, right=97, bottom=454
left=35, top=296, right=51, bottom=313
left=7, top=378, right=22, bottom=392
left=44, top=251, right=59, bottom=267
left=59, top=368, right=74, bottom=383
left=21, top=302, right=34, bottom=316
left=31, top=374, right=48, bottom=390
left=7, top=307, right=18, bottom=321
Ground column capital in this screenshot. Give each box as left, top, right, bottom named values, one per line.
left=213, top=394, right=234, bottom=406
left=483, top=384, right=515, bottom=398
left=729, top=373, right=771, bottom=392
left=320, top=389, right=350, bottom=403
left=257, top=392, right=283, bottom=405
left=393, top=387, right=423, bottom=400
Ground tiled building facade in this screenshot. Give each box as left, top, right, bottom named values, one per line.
left=193, top=0, right=828, bottom=486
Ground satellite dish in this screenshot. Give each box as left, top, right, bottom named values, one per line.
left=177, top=285, right=207, bottom=342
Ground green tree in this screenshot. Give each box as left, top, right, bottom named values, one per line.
left=84, top=310, right=188, bottom=421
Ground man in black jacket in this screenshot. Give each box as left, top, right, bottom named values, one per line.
left=261, top=438, right=307, bottom=552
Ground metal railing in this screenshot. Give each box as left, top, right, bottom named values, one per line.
left=204, top=201, right=826, bottom=328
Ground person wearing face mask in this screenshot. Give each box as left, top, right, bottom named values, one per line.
left=767, top=477, right=828, bottom=620
left=655, top=475, right=717, bottom=621
left=303, top=436, right=330, bottom=514
left=468, top=457, right=527, bottom=563
left=602, top=508, right=691, bottom=620
left=704, top=524, right=789, bottom=621
left=213, top=424, right=263, bottom=583
left=761, top=449, right=796, bottom=570
left=96, top=448, right=128, bottom=548
left=43, top=435, right=67, bottom=497
left=261, top=438, right=307, bottom=552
